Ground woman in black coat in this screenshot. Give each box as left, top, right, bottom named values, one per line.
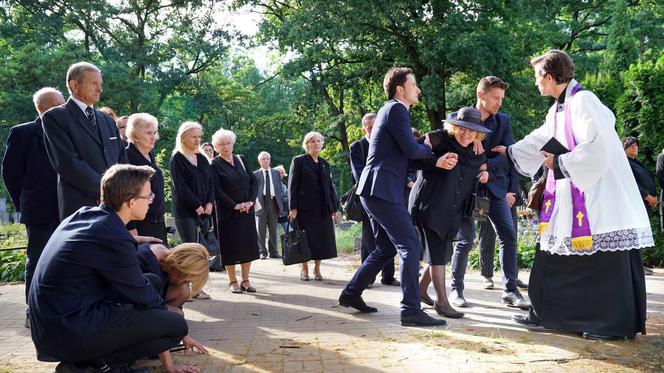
left=409, top=107, right=490, bottom=318
left=288, top=131, right=339, bottom=281
left=211, top=128, right=260, bottom=293
left=169, top=121, right=215, bottom=244
left=125, top=113, right=167, bottom=243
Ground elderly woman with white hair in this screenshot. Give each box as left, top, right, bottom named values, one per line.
left=169, top=121, right=215, bottom=245
left=125, top=113, right=168, bottom=242
left=288, top=131, right=339, bottom=281
left=211, top=128, right=260, bottom=293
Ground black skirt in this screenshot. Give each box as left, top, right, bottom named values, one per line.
left=218, top=212, right=260, bottom=266
left=416, top=225, right=453, bottom=265
left=528, top=245, right=647, bottom=337
left=296, top=209, right=337, bottom=261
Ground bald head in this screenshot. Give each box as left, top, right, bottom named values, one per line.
left=33, top=87, right=65, bottom=116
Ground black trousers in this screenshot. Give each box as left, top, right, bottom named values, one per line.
left=359, top=215, right=395, bottom=283
left=25, top=222, right=59, bottom=302
left=175, top=217, right=199, bottom=243
left=54, top=306, right=187, bottom=366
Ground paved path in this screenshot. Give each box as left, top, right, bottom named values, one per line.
left=1, top=255, right=663, bottom=372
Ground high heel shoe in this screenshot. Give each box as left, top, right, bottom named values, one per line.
left=313, top=270, right=323, bottom=281
left=300, top=270, right=310, bottom=281
left=434, top=301, right=464, bottom=319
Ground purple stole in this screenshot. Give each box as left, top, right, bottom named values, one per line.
left=538, top=83, right=593, bottom=250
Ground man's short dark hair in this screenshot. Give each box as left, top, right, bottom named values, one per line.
left=383, top=67, right=413, bottom=100
left=530, top=49, right=575, bottom=84
left=477, top=76, right=509, bottom=93
left=101, top=164, right=155, bottom=211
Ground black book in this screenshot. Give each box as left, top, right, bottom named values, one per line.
left=541, top=137, right=569, bottom=154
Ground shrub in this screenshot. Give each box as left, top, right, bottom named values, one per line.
left=467, top=230, right=537, bottom=271
left=0, top=250, right=26, bottom=282
left=335, top=222, right=362, bottom=255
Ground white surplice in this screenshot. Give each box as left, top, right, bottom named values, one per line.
left=509, top=79, right=653, bottom=255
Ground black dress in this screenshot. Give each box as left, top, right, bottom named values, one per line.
left=288, top=154, right=338, bottom=261
left=408, top=130, right=486, bottom=265
left=211, top=155, right=260, bottom=266
left=126, top=143, right=167, bottom=242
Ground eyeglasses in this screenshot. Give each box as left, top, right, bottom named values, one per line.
left=134, top=192, right=155, bottom=203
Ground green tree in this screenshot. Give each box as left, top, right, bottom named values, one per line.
left=602, top=0, right=638, bottom=77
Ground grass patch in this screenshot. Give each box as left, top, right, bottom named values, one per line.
left=335, top=222, right=362, bottom=254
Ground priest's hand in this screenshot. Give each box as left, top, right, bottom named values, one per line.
left=541, top=151, right=554, bottom=169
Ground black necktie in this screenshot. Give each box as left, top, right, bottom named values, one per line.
left=264, top=170, right=270, bottom=197
left=85, top=106, right=97, bottom=128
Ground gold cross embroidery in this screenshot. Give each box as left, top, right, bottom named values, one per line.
left=544, top=200, right=552, bottom=214
left=576, top=211, right=584, bottom=227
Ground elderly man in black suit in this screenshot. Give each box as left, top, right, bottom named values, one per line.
left=42, top=61, right=128, bottom=221
left=29, top=164, right=205, bottom=373
left=2, top=87, right=64, bottom=328
left=349, top=113, right=399, bottom=287
left=254, top=151, right=284, bottom=259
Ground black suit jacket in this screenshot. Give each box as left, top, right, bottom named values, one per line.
left=1, top=117, right=59, bottom=224
left=42, top=99, right=127, bottom=220
left=253, top=167, right=284, bottom=214
left=349, top=137, right=369, bottom=183
left=288, top=154, right=338, bottom=213
left=29, top=205, right=164, bottom=358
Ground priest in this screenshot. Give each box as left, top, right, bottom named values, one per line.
left=493, top=49, right=651, bottom=340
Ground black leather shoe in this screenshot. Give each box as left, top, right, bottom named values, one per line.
left=381, top=278, right=401, bottom=286
left=581, top=332, right=634, bottom=341
left=516, top=279, right=528, bottom=289
left=502, top=290, right=531, bottom=310
left=511, top=314, right=540, bottom=327
left=259, top=253, right=267, bottom=260
left=338, top=293, right=378, bottom=313
left=269, top=253, right=282, bottom=259
left=401, top=310, right=447, bottom=327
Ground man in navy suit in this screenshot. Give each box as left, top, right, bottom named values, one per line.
left=42, top=62, right=127, bottom=221
left=29, top=164, right=202, bottom=373
left=450, top=76, right=530, bottom=310
left=339, top=67, right=446, bottom=327
left=349, top=113, right=398, bottom=287
left=2, top=87, right=64, bottom=328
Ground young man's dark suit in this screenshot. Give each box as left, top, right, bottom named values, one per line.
left=1, top=117, right=59, bottom=301
left=341, top=100, right=432, bottom=316
left=254, top=167, right=284, bottom=257
left=28, top=205, right=187, bottom=365
left=349, top=136, right=395, bottom=284
left=451, top=111, right=520, bottom=292
left=42, top=98, right=128, bottom=220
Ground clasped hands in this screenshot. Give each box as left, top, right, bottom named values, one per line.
left=234, top=201, right=254, bottom=213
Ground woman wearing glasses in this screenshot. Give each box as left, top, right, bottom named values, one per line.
left=125, top=113, right=167, bottom=243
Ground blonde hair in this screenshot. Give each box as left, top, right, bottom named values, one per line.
left=174, top=121, right=203, bottom=154
left=126, top=113, right=159, bottom=143
left=274, top=164, right=287, bottom=178
left=163, top=243, right=209, bottom=294
left=302, top=131, right=324, bottom=151
left=443, top=122, right=486, bottom=142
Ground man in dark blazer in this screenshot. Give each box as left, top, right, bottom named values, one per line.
left=339, top=67, right=446, bottom=327
left=42, top=61, right=127, bottom=221
left=450, top=76, right=530, bottom=310
left=29, top=164, right=201, bottom=372
left=349, top=113, right=399, bottom=286
left=1, top=87, right=64, bottom=327
left=254, top=151, right=283, bottom=259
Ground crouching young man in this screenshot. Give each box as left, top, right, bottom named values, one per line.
left=29, top=164, right=203, bottom=373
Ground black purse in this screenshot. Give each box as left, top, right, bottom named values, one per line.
left=465, top=181, right=491, bottom=222
left=340, top=184, right=366, bottom=221
left=280, top=219, right=312, bottom=265
left=197, top=215, right=223, bottom=271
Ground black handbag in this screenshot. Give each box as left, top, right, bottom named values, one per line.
left=527, top=172, right=547, bottom=211
left=465, top=181, right=491, bottom=222
left=340, top=184, right=366, bottom=221
left=280, top=219, right=312, bottom=265
left=197, top=215, right=223, bottom=271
